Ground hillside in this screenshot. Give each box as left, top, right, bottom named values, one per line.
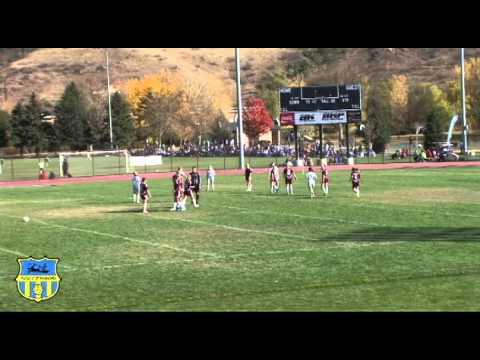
left=0, top=48, right=297, bottom=116
left=1, top=48, right=480, bottom=117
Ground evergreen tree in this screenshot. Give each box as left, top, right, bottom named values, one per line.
left=107, top=92, right=135, bottom=148
left=55, top=82, right=91, bottom=150
left=24, top=92, right=46, bottom=153
left=365, top=81, right=393, bottom=153
left=10, top=93, right=44, bottom=155
left=0, top=109, right=10, bottom=148
left=423, top=106, right=447, bottom=149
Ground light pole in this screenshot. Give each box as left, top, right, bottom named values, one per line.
left=460, top=48, right=468, bottom=154
left=235, top=48, right=245, bottom=169
left=106, top=49, right=114, bottom=149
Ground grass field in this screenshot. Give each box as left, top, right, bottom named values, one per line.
left=1, top=167, right=480, bottom=311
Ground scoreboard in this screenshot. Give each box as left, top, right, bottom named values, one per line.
left=279, top=84, right=362, bottom=126
left=280, top=84, right=361, bottom=112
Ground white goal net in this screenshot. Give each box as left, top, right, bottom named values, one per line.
left=58, top=150, right=131, bottom=177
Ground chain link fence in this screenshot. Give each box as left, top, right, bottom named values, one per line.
left=2, top=151, right=480, bottom=182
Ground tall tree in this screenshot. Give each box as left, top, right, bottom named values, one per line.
left=24, top=92, right=47, bottom=153
left=390, top=75, right=409, bottom=134
left=408, top=83, right=452, bottom=140
left=0, top=109, right=10, bottom=148
left=365, top=80, right=393, bottom=152
left=423, top=106, right=448, bottom=149
left=243, top=97, right=274, bottom=145
left=108, top=92, right=135, bottom=148
left=55, top=82, right=92, bottom=150
left=10, top=93, right=44, bottom=155
left=136, top=91, right=181, bottom=146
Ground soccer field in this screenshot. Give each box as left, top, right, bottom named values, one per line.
left=1, top=167, right=480, bottom=311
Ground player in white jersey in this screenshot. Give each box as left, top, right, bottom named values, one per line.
left=207, top=165, right=216, bottom=192
left=306, top=167, right=318, bottom=198
left=131, top=171, right=142, bottom=203
left=269, top=163, right=280, bottom=193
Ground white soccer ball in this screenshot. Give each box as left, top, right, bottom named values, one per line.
left=23, top=216, right=30, bottom=223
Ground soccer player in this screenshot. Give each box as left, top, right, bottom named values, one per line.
left=207, top=165, right=216, bottom=192
left=269, top=162, right=280, bottom=193
left=139, top=177, right=152, bottom=214
left=351, top=167, right=361, bottom=198
left=185, top=174, right=199, bottom=208
left=284, top=162, right=297, bottom=195
left=189, top=167, right=202, bottom=206
left=306, top=167, right=318, bottom=198
left=170, top=168, right=184, bottom=211
left=321, top=164, right=330, bottom=196
left=131, top=171, right=142, bottom=203
left=245, top=163, right=253, bottom=192
left=176, top=170, right=187, bottom=212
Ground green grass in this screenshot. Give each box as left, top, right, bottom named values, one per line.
left=1, top=167, right=480, bottom=311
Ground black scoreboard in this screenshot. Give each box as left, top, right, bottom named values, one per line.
left=280, top=84, right=362, bottom=112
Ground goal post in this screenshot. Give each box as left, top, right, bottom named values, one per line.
left=58, top=150, right=130, bottom=177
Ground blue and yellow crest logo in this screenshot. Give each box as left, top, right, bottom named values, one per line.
left=16, top=257, right=61, bottom=303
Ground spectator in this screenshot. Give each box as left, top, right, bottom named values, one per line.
left=62, top=157, right=71, bottom=177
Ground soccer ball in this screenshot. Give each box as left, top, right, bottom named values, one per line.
left=23, top=216, right=30, bottom=223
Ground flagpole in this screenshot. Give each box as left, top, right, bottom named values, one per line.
left=106, top=49, right=114, bottom=149
left=461, top=48, right=468, bottom=154
left=235, top=48, right=245, bottom=170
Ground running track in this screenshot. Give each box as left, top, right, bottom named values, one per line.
left=0, top=161, right=479, bottom=188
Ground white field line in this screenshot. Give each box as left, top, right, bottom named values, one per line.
left=343, top=200, right=480, bottom=220
left=151, top=213, right=419, bottom=242
left=0, top=212, right=219, bottom=259
left=219, top=205, right=401, bottom=228
left=0, top=210, right=408, bottom=277
left=216, top=187, right=480, bottom=220
left=151, top=215, right=318, bottom=241
left=0, top=198, right=84, bottom=205
left=0, top=246, right=28, bottom=257
left=0, top=243, right=77, bottom=271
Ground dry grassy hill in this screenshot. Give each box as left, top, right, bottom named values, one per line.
left=0, top=48, right=297, bottom=116
left=1, top=48, right=480, bottom=118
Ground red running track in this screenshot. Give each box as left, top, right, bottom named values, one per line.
left=0, top=161, right=479, bottom=188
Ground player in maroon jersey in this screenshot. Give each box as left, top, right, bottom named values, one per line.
left=283, top=161, right=297, bottom=195
left=139, top=177, right=152, bottom=214
left=321, top=164, right=329, bottom=196
left=170, top=168, right=186, bottom=211
left=184, top=173, right=199, bottom=208
left=245, top=163, right=253, bottom=192
left=351, top=167, right=361, bottom=198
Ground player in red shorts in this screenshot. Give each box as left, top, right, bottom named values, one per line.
left=351, top=167, right=361, bottom=198
left=321, top=164, right=329, bottom=196
left=283, top=161, right=297, bottom=195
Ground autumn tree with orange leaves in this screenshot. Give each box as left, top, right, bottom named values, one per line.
left=120, top=70, right=229, bottom=146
